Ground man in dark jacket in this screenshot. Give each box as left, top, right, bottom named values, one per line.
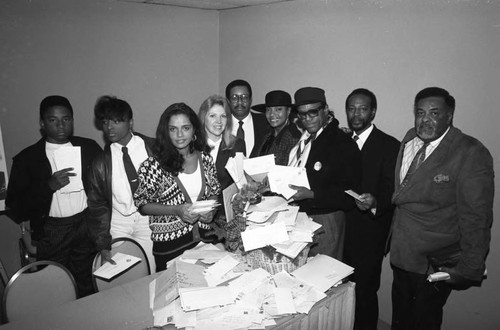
left=342, top=88, right=400, bottom=330
left=6, top=95, right=102, bottom=297
left=288, top=87, right=361, bottom=260
left=87, top=96, right=156, bottom=272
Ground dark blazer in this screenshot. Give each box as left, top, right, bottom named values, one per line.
left=390, top=126, right=494, bottom=281
left=255, top=123, right=302, bottom=166
left=345, top=126, right=400, bottom=250
left=87, top=133, right=155, bottom=251
left=249, top=112, right=270, bottom=158
left=6, top=136, right=102, bottom=240
left=214, top=137, right=246, bottom=190
left=296, top=118, right=362, bottom=215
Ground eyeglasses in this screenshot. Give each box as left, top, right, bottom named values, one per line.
left=230, top=94, right=250, bottom=103
left=297, top=107, right=323, bottom=120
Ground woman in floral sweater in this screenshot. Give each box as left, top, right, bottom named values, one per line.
left=134, top=103, right=220, bottom=271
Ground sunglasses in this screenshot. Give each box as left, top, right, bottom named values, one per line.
left=297, top=107, right=323, bottom=120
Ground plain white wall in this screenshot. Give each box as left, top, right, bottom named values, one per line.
left=0, top=0, right=219, bottom=279
left=220, top=1, right=499, bottom=329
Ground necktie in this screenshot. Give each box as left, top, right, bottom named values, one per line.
left=296, top=133, right=315, bottom=161
left=236, top=121, right=245, bottom=141
left=122, top=146, right=139, bottom=194
left=353, top=135, right=361, bottom=150
left=401, top=142, right=429, bottom=187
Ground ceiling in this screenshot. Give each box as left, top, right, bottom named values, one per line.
left=117, top=0, right=295, bottom=10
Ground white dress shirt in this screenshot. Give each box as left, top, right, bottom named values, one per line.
left=400, top=127, right=450, bottom=183
left=110, top=134, right=149, bottom=216
left=352, top=124, right=374, bottom=150
left=231, top=113, right=255, bottom=155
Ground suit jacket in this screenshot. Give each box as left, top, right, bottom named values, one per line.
left=215, top=137, right=246, bottom=190
left=390, top=126, right=494, bottom=281
left=6, top=136, right=102, bottom=241
left=296, top=118, right=362, bottom=215
left=249, top=112, right=270, bottom=158
left=344, top=126, right=400, bottom=256
left=255, top=123, right=301, bottom=166
left=87, top=133, right=155, bottom=251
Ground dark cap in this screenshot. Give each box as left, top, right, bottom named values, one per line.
left=251, top=90, right=293, bottom=112
left=294, top=87, right=326, bottom=107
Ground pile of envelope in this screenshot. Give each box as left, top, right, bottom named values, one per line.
left=150, top=243, right=354, bottom=329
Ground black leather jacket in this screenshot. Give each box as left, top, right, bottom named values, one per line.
left=86, top=133, right=155, bottom=251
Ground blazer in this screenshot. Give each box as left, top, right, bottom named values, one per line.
left=87, top=133, right=155, bottom=251
left=344, top=126, right=400, bottom=253
left=6, top=136, right=102, bottom=240
left=255, top=123, right=302, bottom=166
left=296, top=118, right=362, bottom=215
left=390, top=126, right=494, bottom=281
left=214, top=137, right=246, bottom=190
left=249, top=112, right=270, bottom=158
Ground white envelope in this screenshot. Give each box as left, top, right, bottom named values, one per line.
left=267, top=165, right=310, bottom=200
left=53, top=146, right=84, bottom=193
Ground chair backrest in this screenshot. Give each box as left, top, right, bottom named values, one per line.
left=92, top=237, right=151, bottom=292
left=2, top=260, right=78, bottom=323
left=0, top=257, right=8, bottom=288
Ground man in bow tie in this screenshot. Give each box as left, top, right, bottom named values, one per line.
left=390, top=87, right=494, bottom=329
left=287, top=87, right=361, bottom=260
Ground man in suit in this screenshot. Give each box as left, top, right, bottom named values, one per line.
left=390, top=87, right=494, bottom=329
left=87, top=95, right=156, bottom=272
left=6, top=95, right=102, bottom=297
left=342, top=88, right=400, bottom=330
left=225, top=79, right=268, bottom=157
left=288, top=87, right=361, bottom=260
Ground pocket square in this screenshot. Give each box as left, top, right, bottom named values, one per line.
left=433, top=174, right=450, bottom=183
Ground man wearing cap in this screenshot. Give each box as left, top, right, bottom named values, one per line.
left=225, top=79, right=268, bottom=157
left=288, top=87, right=361, bottom=260
left=6, top=95, right=102, bottom=297
left=342, top=88, right=400, bottom=330
left=252, top=90, right=301, bottom=165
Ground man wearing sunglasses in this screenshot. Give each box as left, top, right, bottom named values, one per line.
left=225, top=79, right=268, bottom=157
left=288, top=87, right=361, bottom=260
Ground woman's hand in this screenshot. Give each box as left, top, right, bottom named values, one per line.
left=176, top=204, right=201, bottom=225
left=198, top=208, right=216, bottom=224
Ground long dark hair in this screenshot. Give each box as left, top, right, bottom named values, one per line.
left=154, top=102, right=209, bottom=175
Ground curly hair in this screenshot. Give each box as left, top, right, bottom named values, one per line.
left=154, top=102, right=209, bottom=175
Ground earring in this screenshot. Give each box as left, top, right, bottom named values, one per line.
left=193, top=134, right=197, bottom=142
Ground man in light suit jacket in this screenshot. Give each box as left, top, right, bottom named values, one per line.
left=225, top=79, right=268, bottom=157
left=343, top=89, right=400, bottom=330
left=390, top=87, right=494, bottom=329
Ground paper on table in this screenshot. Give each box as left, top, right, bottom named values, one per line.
left=243, top=154, right=275, bottom=182
left=273, top=206, right=299, bottom=228
left=272, top=241, right=308, bottom=259
left=228, top=268, right=272, bottom=299
left=179, top=286, right=235, bottom=311
left=267, top=165, right=310, bottom=200
left=92, top=252, right=141, bottom=280
left=53, top=146, right=84, bottom=193
left=225, top=152, right=247, bottom=189
left=247, top=196, right=288, bottom=213
left=274, top=287, right=296, bottom=315
left=294, top=212, right=322, bottom=233
left=240, top=222, right=289, bottom=251
left=291, top=254, right=354, bottom=292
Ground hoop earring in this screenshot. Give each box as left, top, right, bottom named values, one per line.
left=193, top=134, right=197, bottom=142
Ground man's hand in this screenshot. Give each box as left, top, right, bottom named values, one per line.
left=288, top=184, right=314, bottom=201
left=355, top=193, right=377, bottom=211
left=440, top=266, right=476, bottom=290
left=100, top=249, right=116, bottom=266
left=48, top=167, right=76, bottom=191
left=177, top=204, right=201, bottom=225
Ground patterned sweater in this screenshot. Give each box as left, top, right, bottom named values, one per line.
left=134, top=152, right=221, bottom=245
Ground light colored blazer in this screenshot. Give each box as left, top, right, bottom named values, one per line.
left=390, top=126, right=494, bottom=281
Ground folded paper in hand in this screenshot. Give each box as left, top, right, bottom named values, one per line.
left=268, top=165, right=310, bottom=200
left=93, top=252, right=141, bottom=280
